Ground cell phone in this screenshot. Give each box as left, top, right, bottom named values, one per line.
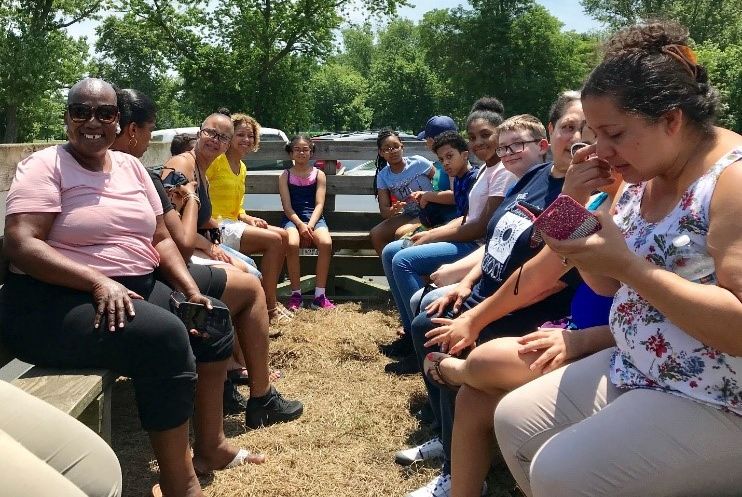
left=533, top=194, right=602, bottom=240
left=169, top=292, right=232, bottom=341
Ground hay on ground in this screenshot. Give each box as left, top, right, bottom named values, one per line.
left=111, top=302, right=518, bottom=496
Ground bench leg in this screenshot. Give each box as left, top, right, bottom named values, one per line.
left=78, top=384, right=112, bottom=445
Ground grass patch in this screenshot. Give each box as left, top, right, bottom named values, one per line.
left=111, top=301, right=518, bottom=496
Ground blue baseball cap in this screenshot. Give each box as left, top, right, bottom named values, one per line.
left=417, top=115, right=458, bottom=140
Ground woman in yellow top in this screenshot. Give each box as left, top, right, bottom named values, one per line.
left=207, top=113, right=291, bottom=323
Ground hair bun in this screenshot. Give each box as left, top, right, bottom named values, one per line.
left=216, top=106, right=231, bottom=117
left=470, top=97, right=505, bottom=115
left=604, top=20, right=689, bottom=57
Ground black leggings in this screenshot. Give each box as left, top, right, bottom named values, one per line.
left=0, top=272, right=233, bottom=431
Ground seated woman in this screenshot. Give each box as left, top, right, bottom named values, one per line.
left=1, top=379, right=122, bottom=497
left=382, top=100, right=516, bottom=350
left=112, top=90, right=302, bottom=429
left=369, top=129, right=436, bottom=255
left=207, top=113, right=291, bottom=324
left=0, top=78, right=253, bottom=497
left=494, top=21, right=742, bottom=497
left=400, top=109, right=586, bottom=497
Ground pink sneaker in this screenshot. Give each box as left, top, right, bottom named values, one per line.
left=286, top=293, right=303, bottom=312
left=310, top=294, right=336, bottom=310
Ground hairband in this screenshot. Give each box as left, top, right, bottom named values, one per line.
left=661, top=44, right=698, bottom=79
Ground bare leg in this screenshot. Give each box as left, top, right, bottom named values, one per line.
left=451, top=385, right=505, bottom=497
left=436, top=337, right=542, bottom=395
left=149, top=425, right=203, bottom=497
left=394, top=217, right=421, bottom=238
left=239, top=225, right=285, bottom=311
left=285, top=227, right=301, bottom=290
left=312, top=228, right=333, bottom=289
left=370, top=215, right=414, bottom=255
left=219, top=271, right=271, bottom=397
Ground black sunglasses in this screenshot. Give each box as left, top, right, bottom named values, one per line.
left=67, top=104, right=119, bottom=124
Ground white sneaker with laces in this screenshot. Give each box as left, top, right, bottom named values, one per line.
left=395, top=436, right=445, bottom=466
left=404, top=473, right=451, bottom=497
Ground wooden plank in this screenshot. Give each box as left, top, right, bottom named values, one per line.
left=246, top=210, right=381, bottom=231
left=335, top=275, right=391, bottom=299
left=12, top=369, right=114, bottom=419
left=246, top=173, right=375, bottom=195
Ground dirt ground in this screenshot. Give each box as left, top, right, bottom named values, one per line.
left=111, top=301, right=518, bottom=497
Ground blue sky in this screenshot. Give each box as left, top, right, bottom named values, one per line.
left=68, top=0, right=603, bottom=50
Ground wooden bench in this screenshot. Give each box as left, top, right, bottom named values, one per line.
left=0, top=236, right=115, bottom=443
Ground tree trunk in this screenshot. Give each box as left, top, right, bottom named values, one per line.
left=3, top=104, right=19, bottom=143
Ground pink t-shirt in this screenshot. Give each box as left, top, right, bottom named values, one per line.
left=6, top=145, right=163, bottom=277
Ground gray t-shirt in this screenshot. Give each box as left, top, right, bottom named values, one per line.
left=377, top=155, right=434, bottom=216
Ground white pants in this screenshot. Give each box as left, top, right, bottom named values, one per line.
left=494, top=348, right=742, bottom=497
left=0, top=380, right=121, bottom=497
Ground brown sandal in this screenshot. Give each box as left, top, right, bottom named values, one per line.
left=423, top=352, right=460, bottom=392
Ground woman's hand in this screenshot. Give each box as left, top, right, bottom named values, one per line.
left=425, top=282, right=472, bottom=317
left=183, top=292, right=214, bottom=337
left=543, top=210, right=636, bottom=280
left=208, top=243, right=231, bottom=263
left=247, top=215, right=268, bottom=229
left=517, top=327, right=581, bottom=374
left=562, top=144, right=613, bottom=204
left=92, top=278, right=143, bottom=332
left=424, top=314, right=480, bottom=355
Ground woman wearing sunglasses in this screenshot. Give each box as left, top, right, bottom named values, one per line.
left=0, top=78, right=245, bottom=497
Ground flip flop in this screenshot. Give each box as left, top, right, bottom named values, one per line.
left=193, top=448, right=266, bottom=477
left=423, top=352, right=460, bottom=392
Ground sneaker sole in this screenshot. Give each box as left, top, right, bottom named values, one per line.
left=245, top=405, right=304, bottom=430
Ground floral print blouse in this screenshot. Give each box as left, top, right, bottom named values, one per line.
left=609, top=147, right=742, bottom=415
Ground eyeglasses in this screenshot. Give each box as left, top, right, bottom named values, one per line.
left=67, top=104, right=119, bottom=124
left=381, top=145, right=403, bottom=154
left=292, top=148, right=312, bottom=154
left=496, top=140, right=540, bottom=157
left=199, top=127, right=232, bottom=144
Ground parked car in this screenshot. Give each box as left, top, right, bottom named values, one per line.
left=312, top=131, right=422, bottom=173
left=150, top=126, right=290, bottom=170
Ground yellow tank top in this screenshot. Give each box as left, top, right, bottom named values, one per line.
left=206, top=154, right=247, bottom=220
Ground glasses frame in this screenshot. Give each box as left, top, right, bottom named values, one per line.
left=67, top=104, right=119, bottom=124
left=496, top=139, right=540, bottom=157
left=199, top=127, right=232, bottom=144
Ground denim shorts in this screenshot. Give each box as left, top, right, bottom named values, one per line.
left=282, top=218, right=328, bottom=231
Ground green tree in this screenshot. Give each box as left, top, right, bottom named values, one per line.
left=98, top=0, right=406, bottom=130
left=0, top=1, right=99, bottom=142
left=696, top=42, right=742, bottom=132
left=367, top=19, right=446, bottom=130
left=337, top=24, right=376, bottom=78
left=418, top=1, right=597, bottom=125
left=309, top=63, right=371, bottom=132
left=580, top=0, right=742, bottom=44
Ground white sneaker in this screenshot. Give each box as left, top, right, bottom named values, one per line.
left=404, top=473, right=451, bottom=497
left=395, top=436, right=445, bottom=466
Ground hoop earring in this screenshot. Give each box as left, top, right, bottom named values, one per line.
left=128, top=137, right=138, bottom=151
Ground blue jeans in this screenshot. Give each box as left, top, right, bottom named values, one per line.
left=381, top=240, right=479, bottom=333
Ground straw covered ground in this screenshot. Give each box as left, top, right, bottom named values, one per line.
left=111, top=301, right=518, bottom=496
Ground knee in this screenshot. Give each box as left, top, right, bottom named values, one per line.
left=530, top=437, right=583, bottom=497
left=318, top=237, right=332, bottom=251
left=391, top=250, right=413, bottom=272
left=465, top=345, right=504, bottom=383
left=493, top=389, right=529, bottom=449
left=78, top=437, right=123, bottom=497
